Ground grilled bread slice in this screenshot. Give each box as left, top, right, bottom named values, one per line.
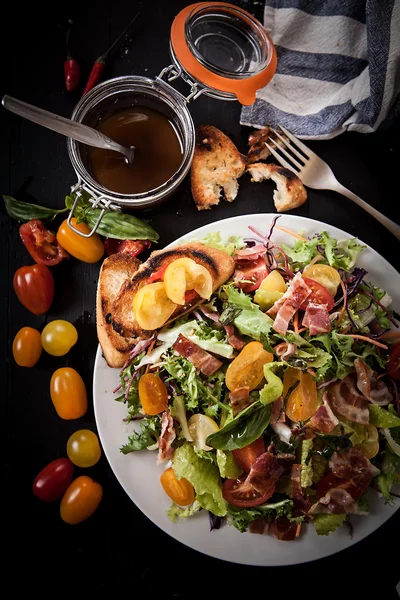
left=96, top=252, right=141, bottom=368
left=111, top=242, right=235, bottom=339
left=191, top=125, right=247, bottom=210
left=247, top=162, right=307, bottom=212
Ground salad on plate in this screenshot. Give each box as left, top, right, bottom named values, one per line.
left=113, top=218, right=400, bottom=541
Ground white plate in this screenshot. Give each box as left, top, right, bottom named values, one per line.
left=93, top=214, right=400, bottom=566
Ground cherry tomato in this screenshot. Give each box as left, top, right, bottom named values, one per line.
left=41, top=320, right=78, bottom=356
left=133, top=282, right=176, bottom=330
left=225, top=341, right=273, bottom=392
left=284, top=368, right=318, bottom=423
left=67, top=429, right=101, bottom=467
left=19, top=219, right=69, bottom=266
left=188, top=414, right=219, bottom=451
left=234, top=257, right=269, bottom=293
left=387, top=344, right=400, bottom=380
left=259, top=270, right=286, bottom=293
left=232, top=437, right=265, bottom=472
left=60, top=476, right=103, bottom=524
left=354, top=424, right=379, bottom=459
left=147, top=264, right=168, bottom=284
left=302, top=264, right=341, bottom=297
left=160, top=468, right=195, bottom=506
left=138, top=373, right=168, bottom=415
left=222, top=474, right=275, bottom=507
left=12, top=326, right=42, bottom=367
left=300, top=277, right=334, bottom=311
left=104, top=238, right=151, bottom=257
left=32, top=458, right=74, bottom=502
left=13, top=264, right=54, bottom=315
left=164, top=258, right=212, bottom=305
left=50, top=367, right=88, bottom=420
left=57, top=218, right=104, bottom=263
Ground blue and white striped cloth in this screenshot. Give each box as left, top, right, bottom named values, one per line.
left=240, top=0, right=400, bottom=139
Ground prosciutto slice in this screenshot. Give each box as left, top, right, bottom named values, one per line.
left=327, top=374, right=370, bottom=424
left=245, top=452, right=284, bottom=496
left=274, top=342, right=297, bottom=359
left=157, top=410, right=176, bottom=464
left=302, top=302, right=331, bottom=336
left=268, top=517, right=301, bottom=541
left=306, top=393, right=339, bottom=434
left=309, top=487, right=363, bottom=515
left=234, top=244, right=267, bottom=261
left=224, top=324, right=245, bottom=350
left=229, top=386, right=252, bottom=416
left=267, top=274, right=312, bottom=335
left=329, top=448, right=379, bottom=484
left=173, top=334, right=222, bottom=376
left=354, top=358, right=393, bottom=406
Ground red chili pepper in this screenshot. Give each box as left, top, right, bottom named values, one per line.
left=64, top=28, right=80, bottom=92
left=82, top=12, right=139, bottom=96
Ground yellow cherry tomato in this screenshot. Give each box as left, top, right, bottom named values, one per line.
left=259, top=270, right=287, bottom=293
left=354, top=424, right=379, bottom=459
left=41, top=320, right=78, bottom=356
left=50, top=367, right=88, bottom=420
left=12, top=326, right=42, bottom=367
left=188, top=414, right=219, bottom=451
left=283, top=368, right=318, bottom=423
left=60, top=476, right=103, bottom=524
left=133, top=282, right=176, bottom=330
left=67, top=429, right=101, bottom=467
left=160, top=468, right=195, bottom=506
left=163, top=258, right=213, bottom=305
left=138, top=373, right=169, bottom=415
left=302, top=264, right=341, bottom=296
left=225, top=341, right=274, bottom=392
left=57, top=218, right=104, bottom=263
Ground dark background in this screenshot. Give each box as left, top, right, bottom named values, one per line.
left=1, top=0, right=399, bottom=594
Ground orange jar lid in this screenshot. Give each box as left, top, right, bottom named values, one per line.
left=170, top=2, right=277, bottom=105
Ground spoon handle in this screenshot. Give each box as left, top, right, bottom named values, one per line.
left=2, top=95, right=125, bottom=156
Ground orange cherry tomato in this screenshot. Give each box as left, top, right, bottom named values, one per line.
left=60, top=476, right=103, bottom=524
left=50, top=367, right=88, bottom=419
left=56, top=218, right=104, bottom=263
left=12, top=326, right=42, bottom=367
left=225, top=341, right=273, bottom=392
left=283, top=368, right=318, bottom=422
left=160, top=468, right=195, bottom=506
left=13, top=264, right=54, bottom=315
left=138, top=373, right=168, bottom=415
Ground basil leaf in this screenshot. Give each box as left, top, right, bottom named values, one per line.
left=85, top=209, right=159, bottom=242
left=3, top=195, right=68, bottom=222
left=206, top=401, right=272, bottom=451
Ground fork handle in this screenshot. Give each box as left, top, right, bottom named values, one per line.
left=333, top=182, right=400, bottom=241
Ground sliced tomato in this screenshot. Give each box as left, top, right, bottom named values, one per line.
left=316, top=472, right=362, bottom=500
left=234, top=257, right=269, bottom=293
left=222, top=474, right=276, bottom=507
left=184, top=290, right=199, bottom=304
left=301, top=277, right=334, bottom=311
left=387, top=344, right=400, bottom=381
left=19, top=220, right=69, bottom=265
left=232, top=437, right=265, bottom=472
left=104, top=238, right=151, bottom=257
left=147, top=264, right=168, bottom=284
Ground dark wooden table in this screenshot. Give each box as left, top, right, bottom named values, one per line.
left=1, top=1, right=399, bottom=595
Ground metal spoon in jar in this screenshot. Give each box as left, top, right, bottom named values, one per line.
left=2, top=95, right=135, bottom=164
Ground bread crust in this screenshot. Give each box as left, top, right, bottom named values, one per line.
left=247, top=162, right=307, bottom=212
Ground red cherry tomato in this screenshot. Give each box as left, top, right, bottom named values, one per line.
left=147, top=264, right=168, bottom=284
left=13, top=264, right=54, bottom=315
left=234, top=257, right=269, bottom=293
left=301, top=277, right=334, bottom=311
left=232, top=437, right=265, bottom=473
left=387, top=344, right=400, bottom=380
left=32, top=458, right=74, bottom=502
left=104, top=238, right=151, bottom=258
left=222, top=474, right=276, bottom=507
left=19, top=220, right=69, bottom=266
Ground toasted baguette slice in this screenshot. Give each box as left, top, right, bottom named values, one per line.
left=96, top=253, right=141, bottom=368
left=111, top=242, right=235, bottom=339
left=191, top=125, right=247, bottom=210
left=247, top=127, right=289, bottom=163
left=247, top=162, right=307, bottom=212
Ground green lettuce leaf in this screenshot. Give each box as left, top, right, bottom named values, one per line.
left=259, top=365, right=284, bottom=405
left=170, top=396, right=193, bottom=442
left=167, top=500, right=202, bottom=522
left=224, top=285, right=255, bottom=310
left=281, top=237, right=320, bottom=269
left=194, top=232, right=245, bottom=255
left=206, top=401, right=272, bottom=451
left=313, top=513, right=346, bottom=536
left=233, top=308, right=273, bottom=340
left=120, top=416, right=161, bottom=454
left=301, top=439, right=314, bottom=488
left=172, top=443, right=227, bottom=516
left=227, top=500, right=296, bottom=533
left=369, top=405, right=400, bottom=428
left=216, top=449, right=242, bottom=479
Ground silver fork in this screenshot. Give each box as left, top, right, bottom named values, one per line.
left=264, top=125, right=400, bottom=241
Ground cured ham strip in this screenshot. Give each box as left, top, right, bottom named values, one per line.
left=229, top=386, right=251, bottom=416
left=198, top=305, right=220, bottom=323
left=302, top=302, right=331, bottom=336
left=173, top=334, right=222, bottom=376
left=224, top=323, right=246, bottom=350
left=306, top=393, right=339, bottom=434
left=329, top=448, right=378, bottom=485
left=271, top=397, right=292, bottom=444
left=327, top=374, right=370, bottom=424
left=267, top=274, right=311, bottom=335
left=291, top=464, right=302, bottom=498
left=354, top=358, right=392, bottom=406
left=234, top=244, right=267, bottom=261
left=156, top=410, right=176, bottom=465
left=268, top=517, right=301, bottom=541
left=245, top=452, right=284, bottom=496
left=309, top=487, right=362, bottom=515
left=274, top=342, right=297, bottom=358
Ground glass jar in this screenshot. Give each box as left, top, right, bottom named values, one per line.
left=67, top=2, right=276, bottom=237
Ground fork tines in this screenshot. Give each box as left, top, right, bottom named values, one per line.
left=264, top=125, right=310, bottom=175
